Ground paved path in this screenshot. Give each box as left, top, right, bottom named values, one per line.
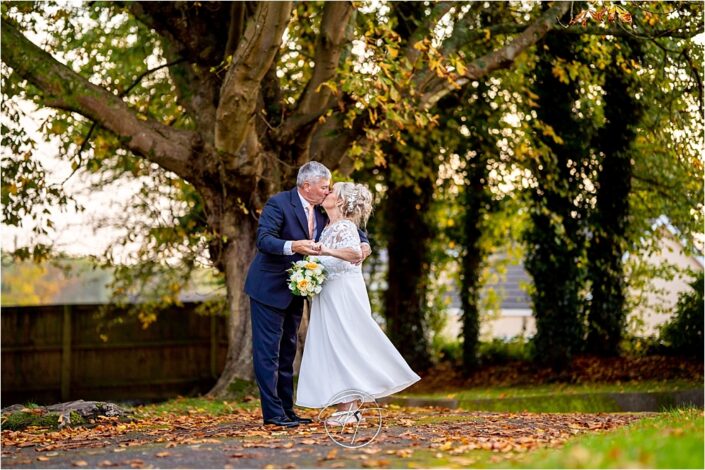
left=2, top=410, right=649, bottom=469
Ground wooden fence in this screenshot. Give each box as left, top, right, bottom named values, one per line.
left=1, top=303, right=228, bottom=406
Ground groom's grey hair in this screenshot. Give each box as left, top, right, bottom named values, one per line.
left=297, top=161, right=331, bottom=187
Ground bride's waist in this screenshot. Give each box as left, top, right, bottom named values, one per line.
left=324, top=270, right=363, bottom=281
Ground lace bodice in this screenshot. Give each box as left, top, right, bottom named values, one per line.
left=317, top=219, right=362, bottom=281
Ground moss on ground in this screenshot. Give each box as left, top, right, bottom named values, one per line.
left=227, top=378, right=260, bottom=402
left=2, top=411, right=61, bottom=430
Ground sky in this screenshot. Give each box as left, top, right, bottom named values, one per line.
left=2, top=102, right=145, bottom=261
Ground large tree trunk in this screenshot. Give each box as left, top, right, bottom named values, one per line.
left=381, top=147, right=434, bottom=372
left=209, top=211, right=258, bottom=395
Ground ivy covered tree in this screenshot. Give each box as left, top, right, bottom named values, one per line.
left=585, top=39, right=643, bottom=355
left=523, top=3, right=702, bottom=366
left=524, top=29, right=597, bottom=369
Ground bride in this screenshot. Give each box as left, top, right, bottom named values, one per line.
left=295, top=182, right=420, bottom=424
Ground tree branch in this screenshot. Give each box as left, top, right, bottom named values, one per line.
left=682, top=48, right=704, bottom=111
left=127, top=2, right=221, bottom=142
left=1, top=18, right=196, bottom=180
left=276, top=1, right=355, bottom=145
left=419, top=3, right=571, bottom=109
left=404, top=1, right=455, bottom=65
left=456, top=21, right=704, bottom=42
left=225, top=2, right=247, bottom=59
left=66, top=58, right=187, bottom=183
left=215, top=1, right=292, bottom=159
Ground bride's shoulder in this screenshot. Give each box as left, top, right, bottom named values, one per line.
left=337, top=219, right=359, bottom=233
left=329, top=218, right=356, bottom=230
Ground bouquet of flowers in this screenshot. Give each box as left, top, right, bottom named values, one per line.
left=287, top=256, right=327, bottom=297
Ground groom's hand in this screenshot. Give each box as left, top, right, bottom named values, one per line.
left=292, top=240, right=322, bottom=255
left=353, top=243, right=372, bottom=265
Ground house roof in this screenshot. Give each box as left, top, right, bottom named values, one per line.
left=447, top=259, right=532, bottom=311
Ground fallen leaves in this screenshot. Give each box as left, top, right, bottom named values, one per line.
left=362, top=458, right=391, bottom=468
left=1, top=402, right=649, bottom=469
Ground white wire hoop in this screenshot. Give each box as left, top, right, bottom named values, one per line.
left=318, top=389, right=383, bottom=449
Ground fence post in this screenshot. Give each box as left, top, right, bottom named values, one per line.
left=61, top=304, right=72, bottom=401
left=210, top=314, right=217, bottom=379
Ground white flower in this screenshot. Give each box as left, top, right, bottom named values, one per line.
left=287, top=256, right=328, bottom=297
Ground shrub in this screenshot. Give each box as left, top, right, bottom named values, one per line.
left=659, top=271, right=704, bottom=359
left=478, top=336, right=532, bottom=365
left=430, top=336, right=462, bottom=364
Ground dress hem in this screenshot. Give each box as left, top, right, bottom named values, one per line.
left=294, top=375, right=421, bottom=409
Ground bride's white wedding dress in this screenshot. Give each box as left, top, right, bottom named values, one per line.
left=295, top=219, right=420, bottom=408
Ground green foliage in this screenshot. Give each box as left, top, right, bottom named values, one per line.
left=524, top=31, right=596, bottom=369
left=430, top=336, right=532, bottom=367
left=430, top=336, right=462, bottom=364
left=625, top=5, right=704, bottom=254
left=585, top=38, right=643, bottom=355
left=2, top=2, right=216, bottom=322
left=659, top=271, right=704, bottom=358
left=477, top=336, right=532, bottom=366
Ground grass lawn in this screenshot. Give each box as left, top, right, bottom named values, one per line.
left=377, top=408, right=703, bottom=468
left=397, top=379, right=703, bottom=412
left=402, top=379, right=702, bottom=400
left=134, top=396, right=260, bottom=417
left=501, top=408, right=704, bottom=469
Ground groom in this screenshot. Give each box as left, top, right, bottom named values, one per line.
left=244, top=161, right=371, bottom=427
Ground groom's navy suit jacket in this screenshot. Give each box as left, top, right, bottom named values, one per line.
left=244, top=187, right=369, bottom=310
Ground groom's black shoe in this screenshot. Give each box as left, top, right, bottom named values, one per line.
left=286, top=412, right=313, bottom=425
left=263, top=416, right=299, bottom=428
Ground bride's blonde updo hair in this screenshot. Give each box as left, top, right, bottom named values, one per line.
left=333, top=182, right=373, bottom=228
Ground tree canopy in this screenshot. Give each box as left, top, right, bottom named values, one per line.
left=2, top=1, right=702, bottom=391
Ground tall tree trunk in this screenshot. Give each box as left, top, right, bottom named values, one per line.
left=460, top=153, right=491, bottom=372
left=586, top=41, right=642, bottom=355
left=382, top=149, right=434, bottom=372
left=457, top=80, right=497, bottom=373
left=208, top=210, right=258, bottom=395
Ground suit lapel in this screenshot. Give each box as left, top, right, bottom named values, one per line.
left=289, top=188, right=310, bottom=238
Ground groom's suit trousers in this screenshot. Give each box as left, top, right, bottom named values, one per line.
left=250, top=296, right=303, bottom=421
